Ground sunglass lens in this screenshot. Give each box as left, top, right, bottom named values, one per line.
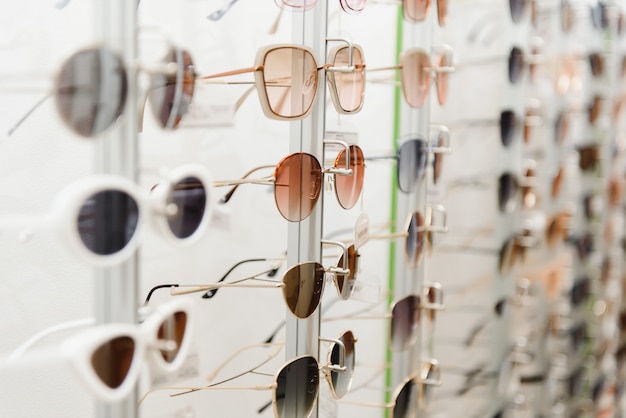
left=157, top=311, right=188, bottom=363
left=282, top=262, right=325, bottom=318
left=391, top=295, right=420, bottom=351
left=589, top=53, right=604, bottom=78
left=274, top=153, right=322, bottom=222
left=588, top=96, right=601, bottom=125
left=498, top=173, right=518, bottom=212
left=435, top=53, right=450, bottom=105
left=56, top=48, right=127, bottom=137
left=401, top=50, right=431, bottom=108
left=262, top=47, right=317, bottom=119
left=149, top=48, right=195, bottom=130
left=499, top=110, right=518, bottom=147
left=334, top=145, right=365, bottom=209
left=329, top=331, right=355, bottom=398
left=336, top=245, right=358, bottom=299
left=405, top=211, right=425, bottom=268
left=437, top=0, right=447, bottom=26
left=403, top=0, right=431, bottom=22
left=509, top=0, right=524, bottom=22
left=91, top=336, right=135, bottom=389
left=508, top=47, right=524, bottom=84
left=330, top=46, right=365, bottom=113
left=77, top=190, right=139, bottom=256
left=393, top=379, right=418, bottom=418
left=167, top=176, right=207, bottom=239
left=397, top=139, right=427, bottom=193
left=274, top=356, right=319, bottom=418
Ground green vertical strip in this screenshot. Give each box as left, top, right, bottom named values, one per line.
left=384, top=6, right=404, bottom=417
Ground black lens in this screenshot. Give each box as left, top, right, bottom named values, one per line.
left=570, top=277, right=590, bottom=307
left=274, top=356, right=319, bottom=418
left=498, top=173, right=518, bottom=212
left=149, top=48, right=195, bottom=130
left=405, top=211, right=425, bottom=268
left=500, top=110, right=518, bottom=147
left=77, top=190, right=139, bottom=256
left=393, top=378, right=418, bottom=418
left=397, top=139, right=427, bottom=193
left=167, top=176, right=207, bottom=239
left=329, top=331, right=355, bottom=398
left=391, top=295, right=420, bottom=351
left=509, top=0, right=526, bottom=23
left=55, top=48, right=127, bottom=137
left=282, top=262, right=325, bottom=319
left=508, top=47, right=525, bottom=84
left=91, top=336, right=135, bottom=389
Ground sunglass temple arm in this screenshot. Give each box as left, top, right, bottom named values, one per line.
left=7, top=94, right=52, bottom=136
left=213, top=164, right=276, bottom=203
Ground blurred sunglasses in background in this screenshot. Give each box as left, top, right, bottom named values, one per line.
left=9, top=46, right=196, bottom=137
left=208, top=0, right=367, bottom=21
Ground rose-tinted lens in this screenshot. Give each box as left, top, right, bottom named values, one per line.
left=405, top=211, right=425, bottom=268
left=274, top=356, right=319, bottom=418
left=401, top=49, right=431, bottom=108
left=282, top=262, right=325, bottom=318
left=329, top=331, right=355, bottom=398
left=334, top=145, right=365, bottom=209
left=157, top=311, right=188, bottom=363
left=510, top=0, right=525, bottom=22
left=437, top=0, right=447, bottom=26
left=91, top=336, right=135, bottom=389
left=77, top=190, right=139, bottom=256
left=500, top=110, right=518, bottom=147
left=276, top=0, right=317, bottom=10
left=149, top=48, right=195, bottom=130
left=391, top=295, right=420, bottom=351
left=393, top=379, right=418, bottom=418
left=336, top=245, right=358, bottom=300
left=403, top=0, right=432, bottom=22
left=330, top=46, right=365, bottom=113
left=166, top=176, right=207, bottom=239
left=262, top=47, right=317, bottom=119
left=397, top=139, right=427, bottom=193
left=435, top=53, right=450, bottom=105
left=508, top=47, right=525, bottom=84
left=498, top=173, right=518, bottom=212
left=274, top=153, right=322, bottom=222
left=341, top=0, right=366, bottom=13
left=55, top=48, right=127, bottom=137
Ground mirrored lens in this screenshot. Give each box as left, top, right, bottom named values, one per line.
left=397, top=139, right=427, bottom=193
left=282, top=262, right=325, bottom=318
left=336, top=245, right=358, bottom=300
left=149, top=48, right=195, bottom=130
left=393, top=378, right=418, bottom=418
left=391, top=295, right=420, bottom=351
left=166, top=176, right=207, bottom=239
left=401, top=49, right=431, bottom=108
left=498, top=172, right=518, bottom=212
left=274, top=356, right=319, bottom=418
left=262, top=47, right=318, bottom=119
left=91, top=336, right=135, bottom=389
left=405, top=211, right=425, bottom=268
left=157, top=311, right=188, bottom=363
left=274, top=153, right=322, bottom=222
left=500, top=110, right=518, bottom=147
left=77, top=190, right=139, bottom=256
left=403, top=0, right=432, bottom=22
left=55, top=48, right=128, bottom=137
left=330, top=46, right=365, bottom=113
left=329, top=331, right=355, bottom=398
left=508, top=47, right=525, bottom=84
left=334, top=145, right=365, bottom=209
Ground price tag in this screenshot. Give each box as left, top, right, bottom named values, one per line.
left=353, top=213, right=369, bottom=250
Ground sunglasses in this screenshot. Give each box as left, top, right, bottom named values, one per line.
left=9, top=46, right=196, bottom=137
left=1, top=167, right=211, bottom=265
left=199, top=42, right=365, bottom=120
left=208, top=0, right=367, bottom=21
left=389, top=0, right=449, bottom=26
left=213, top=144, right=364, bottom=222
left=6, top=299, right=192, bottom=402
left=368, top=45, right=454, bottom=108
left=577, top=143, right=601, bottom=172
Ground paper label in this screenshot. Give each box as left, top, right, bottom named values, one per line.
left=353, top=213, right=369, bottom=250
left=178, top=101, right=234, bottom=128
left=324, top=131, right=360, bottom=145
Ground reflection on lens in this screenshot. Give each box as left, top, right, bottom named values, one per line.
left=336, top=245, right=358, bottom=300
left=329, top=331, right=355, bottom=398
left=263, top=46, right=317, bottom=119
left=403, top=0, right=432, bottom=22
left=392, top=378, right=418, bottom=418
left=274, top=356, right=319, bottom=418
left=334, top=145, right=365, bottom=209
left=157, top=311, right=187, bottom=363
left=401, top=49, right=431, bottom=108
left=331, top=46, right=365, bottom=113
left=391, top=295, right=420, bottom=351
left=397, top=139, right=427, bottom=193
left=282, top=262, right=325, bottom=318
left=77, top=190, right=139, bottom=256
left=405, top=211, right=425, bottom=268
left=508, top=47, right=525, bottom=84
left=166, top=176, right=207, bottom=239
left=149, top=48, right=196, bottom=130
left=498, top=173, right=518, bottom=212
left=91, top=336, right=135, bottom=389
left=500, top=110, right=518, bottom=147
left=55, top=48, right=128, bottom=137
left=274, top=153, right=322, bottom=222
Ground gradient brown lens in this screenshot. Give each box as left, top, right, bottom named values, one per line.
left=274, top=153, right=322, bottom=222
left=166, top=177, right=207, bottom=239
left=334, top=145, right=365, bottom=209
left=149, top=48, right=195, bottom=130
left=405, top=211, right=425, bottom=268
left=435, top=53, right=449, bottom=105
left=273, top=356, right=319, bottom=418
left=55, top=48, right=127, bottom=137
left=328, top=331, right=355, bottom=398
left=403, top=0, right=432, bottom=22
left=391, top=295, right=420, bottom=351
left=91, top=336, right=135, bottom=389
left=551, top=167, right=563, bottom=199
left=588, top=96, right=602, bottom=125
left=336, top=245, right=358, bottom=300
left=282, top=262, right=325, bottom=318
left=588, top=52, right=604, bottom=78
left=437, top=0, right=447, bottom=26
left=330, top=46, right=365, bottom=113
left=262, top=47, right=317, bottom=119
left=401, top=49, right=431, bottom=108
left=157, top=311, right=187, bottom=363
left=393, top=378, right=418, bottom=418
